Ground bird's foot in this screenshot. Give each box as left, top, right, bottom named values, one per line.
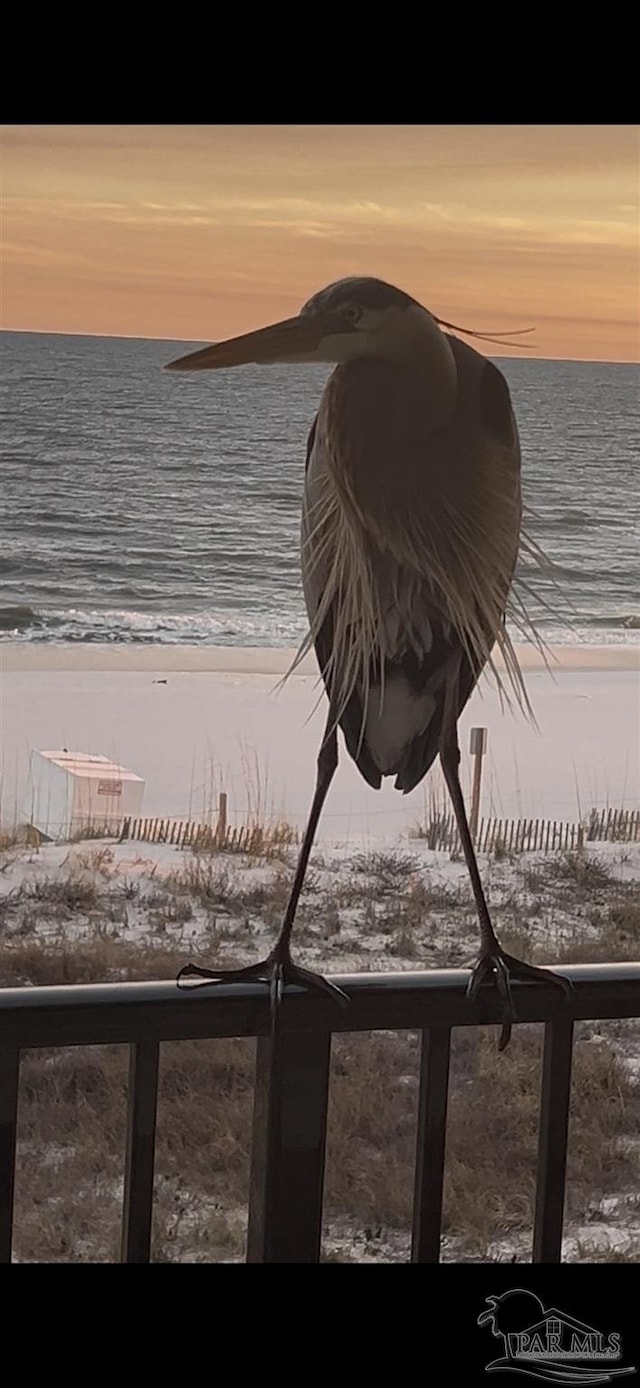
left=467, top=947, right=573, bottom=1052
left=178, top=948, right=349, bottom=1027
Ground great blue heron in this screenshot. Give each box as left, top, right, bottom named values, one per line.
left=167, top=276, right=570, bottom=1047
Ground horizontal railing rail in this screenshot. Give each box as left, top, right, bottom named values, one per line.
left=1, top=962, right=639, bottom=1264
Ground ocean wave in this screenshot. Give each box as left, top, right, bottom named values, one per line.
left=0, top=605, right=309, bottom=646
left=1, top=603, right=639, bottom=648
left=0, top=604, right=42, bottom=631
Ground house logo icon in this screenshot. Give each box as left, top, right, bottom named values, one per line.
left=478, top=1289, right=636, bottom=1383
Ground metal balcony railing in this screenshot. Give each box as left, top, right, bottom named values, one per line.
left=1, top=961, right=639, bottom=1263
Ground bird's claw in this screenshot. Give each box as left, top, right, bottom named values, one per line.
left=467, top=948, right=573, bottom=1051
left=177, top=954, right=350, bottom=1028
left=275, top=959, right=350, bottom=1010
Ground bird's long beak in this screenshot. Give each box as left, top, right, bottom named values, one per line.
left=165, top=312, right=338, bottom=372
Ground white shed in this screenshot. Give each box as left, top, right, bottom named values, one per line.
left=27, top=750, right=145, bottom=841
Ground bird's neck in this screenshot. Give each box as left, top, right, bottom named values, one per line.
left=352, top=309, right=458, bottom=429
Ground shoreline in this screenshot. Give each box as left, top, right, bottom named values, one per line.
left=1, top=641, right=637, bottom=675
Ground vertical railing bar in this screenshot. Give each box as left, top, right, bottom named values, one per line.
left=247, top=1029, right=331, bottom=1264
left=0, top=1048, right=20, bottom=1265
left=411, top=1027, right=452, bottom=1264
left=121, top=1040, right=160, bottom=1264
left=533, top=1018, right=574, bottom=1263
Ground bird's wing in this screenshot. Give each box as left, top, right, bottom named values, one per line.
left=301, top=416, right=383, bottom=788
left=390, top=339, right=523, bottom=791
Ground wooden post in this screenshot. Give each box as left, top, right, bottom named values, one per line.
left=218, top=791, right=228, bottom=845
left=469, top=727, right=488, bottom=843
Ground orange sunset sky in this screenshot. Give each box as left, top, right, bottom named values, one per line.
left=2, top=123, right=639, bottom=361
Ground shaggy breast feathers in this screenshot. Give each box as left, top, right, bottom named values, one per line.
left=293, top=344, right=529, bottom=790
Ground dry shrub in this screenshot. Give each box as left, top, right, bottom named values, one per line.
left=351, top=852, right=420, bottom=894
left=527, top=851, right=615, bottom=897
left=0, top=938, right=188, bottom=988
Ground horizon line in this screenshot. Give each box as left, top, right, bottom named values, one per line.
left=1, top=325, right=638, bottom=368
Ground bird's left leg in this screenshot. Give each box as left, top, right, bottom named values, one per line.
left=439, top=720, right=571, bottom=1050
left=178, top=709, right=349, bottom=1021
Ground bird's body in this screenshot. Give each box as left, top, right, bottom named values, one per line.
left=299, top=334, right=523, bottom=793
left=168, top=276, right=570, bottom=1044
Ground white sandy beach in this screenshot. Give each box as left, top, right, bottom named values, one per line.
left=3, top=642, right=638, bottom=674
left=1, top=642, right=638, bottom=840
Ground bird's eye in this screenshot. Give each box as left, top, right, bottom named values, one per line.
left=343, top=304, right=362, bottom=324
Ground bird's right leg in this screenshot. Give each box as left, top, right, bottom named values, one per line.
left=439, top=720, right=571, bottom=1049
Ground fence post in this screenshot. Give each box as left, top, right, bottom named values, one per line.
left=218, top=792, right=228, bottom=845
left=469, top=728, right=487, bottom=841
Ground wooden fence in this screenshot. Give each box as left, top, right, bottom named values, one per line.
left=420, top=806, right=640, bottom=856
left=120, top=816, right=258, bottom=852
left=586, top=807, right=640, bottom=843
left=118, top=806, right=640, bottom=857
left=118, top=814, right=296, bottom=855
left=422, top=815, right=584, bottom=855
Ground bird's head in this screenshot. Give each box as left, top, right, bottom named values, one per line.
left=166, top=275, right=455, bottom=388
left=166, top=276, right=459, bottom=426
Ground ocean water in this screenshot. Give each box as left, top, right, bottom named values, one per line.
left=1, top=331, right=638, bottom=647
